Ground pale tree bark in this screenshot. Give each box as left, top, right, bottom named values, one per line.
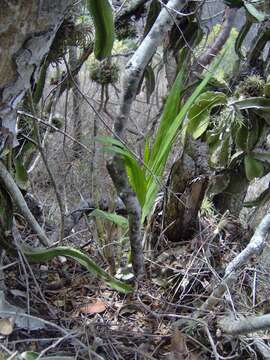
left=0, top=1, right=73, bottom=246
left=219, top=314, right=270, bottom=335
left=0, top=0, right=73, bottom=143
left=107, top=0, right=188, bottom=278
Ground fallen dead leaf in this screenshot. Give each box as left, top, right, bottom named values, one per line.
left=78, top=300, right=107, bottom=314
left=170, top=328, right=188, bottom=360
left=0, top=318, right=14, bottom=336
left=169, top=328, right=202, bottom=360
left=189, top=353, right=202, bottom=360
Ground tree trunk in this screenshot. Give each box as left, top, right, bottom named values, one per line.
left=69, top=46, right=82, bottom=157
left=0, top=0, right=72, bottom=142
left=213, top=167, right=249, bottom=217
left=163, top=141, right=210, bottom=242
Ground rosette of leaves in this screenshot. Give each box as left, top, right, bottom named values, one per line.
left=66, top=23, right=93, bottom=49
left=115, top=20, right=137, bottom=41
left=47, top=18, right=93, bottom=64
left=89, top=61, right=119, bottom=85
left=187, top=90, right=270, bottom=182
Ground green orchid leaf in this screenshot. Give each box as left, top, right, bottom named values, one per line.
left=23, top=246, right=133, bottom=293
left=187, top=92, right=227, bottom=139
left=244, top=1, right=266, bottom=22
left=14, top=160, right=29, bottom=191
left=90, top=209, right=128, bottom=228
left=232, top=97, right=270, bottom=111
left=244, top=154, right=264, bottom=180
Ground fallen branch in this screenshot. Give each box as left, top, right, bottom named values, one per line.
left=219, top=314, right=270, bottom=335
left=0, top=161, right=50, bottom=247
left=107, top=0, right=187, bottom=278
left=199, top=210, right=270, bottom=313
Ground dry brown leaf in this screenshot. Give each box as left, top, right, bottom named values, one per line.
left=78, top=300, right=107, bottom=314
left=170, top=328, right=188, bottom=360
left=189, top=352, right=202, bottom=360
left=0, top=318, right=14, bottom=336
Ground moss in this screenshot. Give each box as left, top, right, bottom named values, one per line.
left=235, top=75, right=265, bottom=98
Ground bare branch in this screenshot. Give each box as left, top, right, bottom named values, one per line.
left=194, top=6, right=238, bottom=73
left=199, top=211, right=270, bottom=313
left=0, top=161, right=50, bottom=247
left=219, top=314, right=270, bottom=335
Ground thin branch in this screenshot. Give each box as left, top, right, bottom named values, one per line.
left=17, top=110, right=93, bottom=156
left=0, top=161, right=50, bottom=247
left=33, top=121, right=65, bottom=242
left=194, top=6, right=238, bottom=74
left=219, top=314, right=270, bottom=335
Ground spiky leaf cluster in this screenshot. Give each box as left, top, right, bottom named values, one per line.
left=89, top=61, right=119, bottom=85
left=235, top=75, right=265, bottom=98
left=47, top=18, right=93, bottom=65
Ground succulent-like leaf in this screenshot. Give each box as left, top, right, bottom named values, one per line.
left=143, top=0, right=161, bottom=37
left=244, top=1, right=266, bottom=22
left=14, top=160, right=29, bottom=190
left=224, top=0, right=243, bottom=8
left=210, top=133, right=231, bottom=169
left=252, top=151, right=270, bottom=163
left=23, top=246, right=132, bottom=293
left=235, top=20, right=252, bottom=60
left=86, top=0, right=115, bottom=60
left=264, top=78, right=270, bottom=98
left=187, top=92, right=227, bottom=139
left=235, top=119, right=260, bottom=151
left=244, top=154, right=264, bottom=180
left=90, top=209, right=128, bottom=228
left=144, top=65, right=155, bottom=103
left=244, top=188, right=270, bottom=207
left=232, top=97, right=270, bottom=111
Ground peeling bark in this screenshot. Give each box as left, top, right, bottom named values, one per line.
left=0, top=0, right=72, bottom=142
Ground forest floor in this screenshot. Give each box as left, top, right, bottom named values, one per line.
left=2, top=204, right=269, bottom=360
